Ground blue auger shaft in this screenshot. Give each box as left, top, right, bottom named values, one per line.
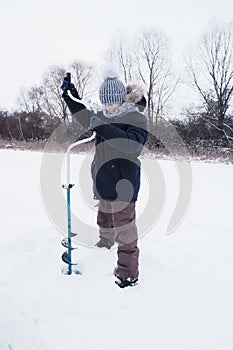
left=67, top=186, right=72, bottom=274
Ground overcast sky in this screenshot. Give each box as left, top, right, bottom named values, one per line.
left=0, top=0, right=233, bottom=112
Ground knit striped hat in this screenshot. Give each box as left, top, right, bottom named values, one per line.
left=99, top=69, right=126, bottom=105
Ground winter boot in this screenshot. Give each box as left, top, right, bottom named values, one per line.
left=96, top=237, right=113, bottom=249
left=115, top=277, right=138, bottom=288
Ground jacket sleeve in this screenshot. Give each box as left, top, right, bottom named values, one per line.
left=97, top=119, right=148, bottom=157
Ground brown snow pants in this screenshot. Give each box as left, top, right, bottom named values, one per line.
left=97, top=199, right=139, bottom=280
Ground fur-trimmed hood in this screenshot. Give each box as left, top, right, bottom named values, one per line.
left=124, top=83, right=145, bottom=104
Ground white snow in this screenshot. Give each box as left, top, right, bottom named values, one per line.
left=0, top=149, right=233, bottom=350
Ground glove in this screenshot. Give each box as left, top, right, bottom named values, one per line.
left=61, top=76, right=84, bottom=114
left=88, top=116, right=105, bottom=131
left=60, top=76, right=81, bottom=100
left=60, top=76, right=75, bottom=92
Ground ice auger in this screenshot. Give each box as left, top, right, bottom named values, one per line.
left=61, top=72, right=96, bottom=275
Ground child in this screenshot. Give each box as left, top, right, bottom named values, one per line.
left=61, top=71, right=148, bottom=288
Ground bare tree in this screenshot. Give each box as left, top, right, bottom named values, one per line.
left=105, top=35, right=134, bottom=83
left=70, top=60, right=94, bottom=98
left=18, top=86, right=45, bottom=114
left=187, top=21, right=233, bottom=141
left=18, top=63, right=94, bottom=125
left=105, top=29, right=178, bottom=133
left=135, top=28, right=178, bottom=130
left=18, top=67, right=68, bottom=122
left=43, top=66, right=69, bottom=122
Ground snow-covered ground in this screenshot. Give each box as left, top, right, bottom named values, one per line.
left=0, top=149, right=233, bottom=350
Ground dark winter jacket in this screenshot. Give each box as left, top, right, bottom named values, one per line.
left=63, top=90, right=148, bottom=202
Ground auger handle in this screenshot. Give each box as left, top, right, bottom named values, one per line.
left=66, top=72, right=98, bottom=109
left=65, top=132, right=96, bottom=185
left=66, top=72, right=71, bottom=83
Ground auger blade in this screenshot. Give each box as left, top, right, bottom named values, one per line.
left=61, top=238, right=78, bottom=250
left=61, top=266, right=82, bottom=275
left=70, top=232, right=78, bottom=237
left=62, top=251, right=77, bottom=265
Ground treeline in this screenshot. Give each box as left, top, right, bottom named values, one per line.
left=1, top=21, right=233, bottom=151
left=171, top=113, right=233, bottom=151
left=0, top=109, right=60, bottom=141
